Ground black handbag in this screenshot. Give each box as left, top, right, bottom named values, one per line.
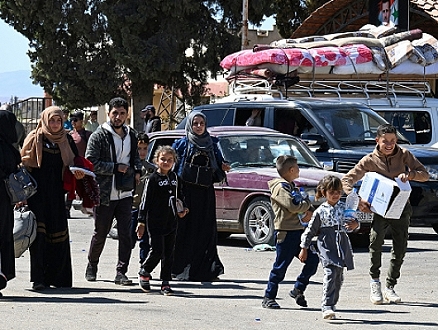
left=4, top=166, right=38, bottom=204
left=181, top=151, right=213, bottom=188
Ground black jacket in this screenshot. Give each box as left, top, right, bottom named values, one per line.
left=85, top=123, right=142, bottom=206
left=138, top=170, right=185, bottom=235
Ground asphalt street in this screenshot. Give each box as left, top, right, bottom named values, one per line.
left=1, top=208, right=438, bottom=330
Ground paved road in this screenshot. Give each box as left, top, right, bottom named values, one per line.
left=1, top=209, right=438, bottom=330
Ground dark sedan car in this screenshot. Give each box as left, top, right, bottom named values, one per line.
left=147, top=126, right=371, bottom=246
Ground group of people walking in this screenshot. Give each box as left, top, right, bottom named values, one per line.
left=0, top=98, right=428, bottom=321
left=0, top=97, right=227, bottom=297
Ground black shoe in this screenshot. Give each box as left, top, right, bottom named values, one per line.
left=139, top=274, right=151, bottom=292
left=261, top=297, right=280, bottom=309
left=114, top=273, right=132, bottom=286
left=160, top=285, right=174, bottom=296
left=289, top=288, right=308, bottom=307
left=32, top=282, right=46, bottom=291
left=85, top=263, right=97, bottom=282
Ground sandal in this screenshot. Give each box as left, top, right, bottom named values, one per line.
left=262, top=297, right=280, bottom=309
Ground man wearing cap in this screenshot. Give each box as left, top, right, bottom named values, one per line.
left=141, top=105, right=161, bottom=133
left=85, top=111, right=99, bottom=132
left=70, top=111, right=93, bottom=157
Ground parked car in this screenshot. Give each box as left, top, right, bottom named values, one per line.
left=146, top=126, right=372, bottom=247
left=177, top=98, right=438, bottom=234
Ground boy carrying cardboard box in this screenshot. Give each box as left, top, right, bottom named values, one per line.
left=342, top=124, right=429, bottom=305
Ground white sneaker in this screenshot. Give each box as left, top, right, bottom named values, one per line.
left=383, top=286, right=402, bottom=303
left=370, top=281, right=383, bottom=304
left=322, top=307, right=336, bottom=320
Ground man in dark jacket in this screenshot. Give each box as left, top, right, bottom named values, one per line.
left=85, top=97, right=142, bottom=285
left=141, top=105, right=161, bottom=133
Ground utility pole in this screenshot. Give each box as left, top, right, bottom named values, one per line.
left=241, top=0, right=248, bottom=50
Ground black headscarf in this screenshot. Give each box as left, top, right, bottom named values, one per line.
left=0, top=110, right=21, bottom=178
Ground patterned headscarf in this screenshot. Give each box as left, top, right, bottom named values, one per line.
left=21, top=106, right=75, bottom=168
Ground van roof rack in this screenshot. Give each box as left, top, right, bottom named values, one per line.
left=226, top=77, right=434, bottom=107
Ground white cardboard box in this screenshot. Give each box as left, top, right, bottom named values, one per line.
left=358, top=172, right=411, bottom=219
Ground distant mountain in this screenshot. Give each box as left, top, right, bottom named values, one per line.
left=0, top=70, right=44, bottom=104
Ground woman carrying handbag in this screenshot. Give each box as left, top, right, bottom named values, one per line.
left=21, top=106, right=84, bottom=291
left=0, top=110, right=22, bottom=296
left=172, top=112, right=230, bottom=282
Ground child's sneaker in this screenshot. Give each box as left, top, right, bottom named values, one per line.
left=322, top=307, right=336, bottom=320
left=139, top=274, right=151, bottom=292
left=160, top=285, right=174, bottom=296
left=370, top=280, right=383, bottom=304
left=289, top=287, right=308, bottom=307
left=261, top=297, right=280, bottom=309
left=383, top=286, right=401, bottom=303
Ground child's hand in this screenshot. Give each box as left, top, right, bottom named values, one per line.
left=358, top=199, right=372, bottom=213
left=344, top=219, right=360, bottom=231
left=136, top=224, right=145, bottom=239
left=178, top=207, right=189, bottom=218
left=398, top=171, right=412, bottom=183
left=300, top=210, right=313, bottom=223
left=298, top=248, right=307, bottom=263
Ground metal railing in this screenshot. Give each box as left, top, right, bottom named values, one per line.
left=10, top=97, right=51, bottom=134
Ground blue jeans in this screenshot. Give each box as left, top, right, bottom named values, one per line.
left=265, top=230, right=319, bottom=299
left=130, top=208, right=150, bottom=264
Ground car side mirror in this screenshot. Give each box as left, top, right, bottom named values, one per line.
left=300, top=133, right=326, bottom=146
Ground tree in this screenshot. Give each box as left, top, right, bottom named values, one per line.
left=0, top=0, right=323, bottom=116
left=0, top=1, right=270, bottom=110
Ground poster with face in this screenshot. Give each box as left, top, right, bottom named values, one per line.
left=369, top=0, right=408, bottom=30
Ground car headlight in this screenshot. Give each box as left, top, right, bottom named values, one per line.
left=425, top=165, right=438, bottom=180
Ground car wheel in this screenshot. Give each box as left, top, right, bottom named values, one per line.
left=432, top=224, right=438, bottom=234
left=243, top=197, right=275, bottom=247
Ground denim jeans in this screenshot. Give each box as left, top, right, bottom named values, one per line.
left=265, top=230, right=319, bottom=299
left=369, top=203, right=412, bottom=287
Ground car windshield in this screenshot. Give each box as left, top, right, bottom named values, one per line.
left=218, top=135, right=321, bottom=169
left=312, top=107, right=410, bottom=145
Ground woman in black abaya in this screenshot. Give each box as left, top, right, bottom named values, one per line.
left=0, top=110, right=22, bottom=296
left=172, top=112, right=230, bottom=281
left=21, top=106, right=82, bottom=291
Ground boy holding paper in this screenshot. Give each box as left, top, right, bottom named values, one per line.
left=342, top=124, right=429, bottom=305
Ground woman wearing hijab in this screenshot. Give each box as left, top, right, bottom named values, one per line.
left=0, top=110, right=22, bottom=296
left=21, top=106, right=82, bottom=291
left=172, top=112, right=230, bottom=281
